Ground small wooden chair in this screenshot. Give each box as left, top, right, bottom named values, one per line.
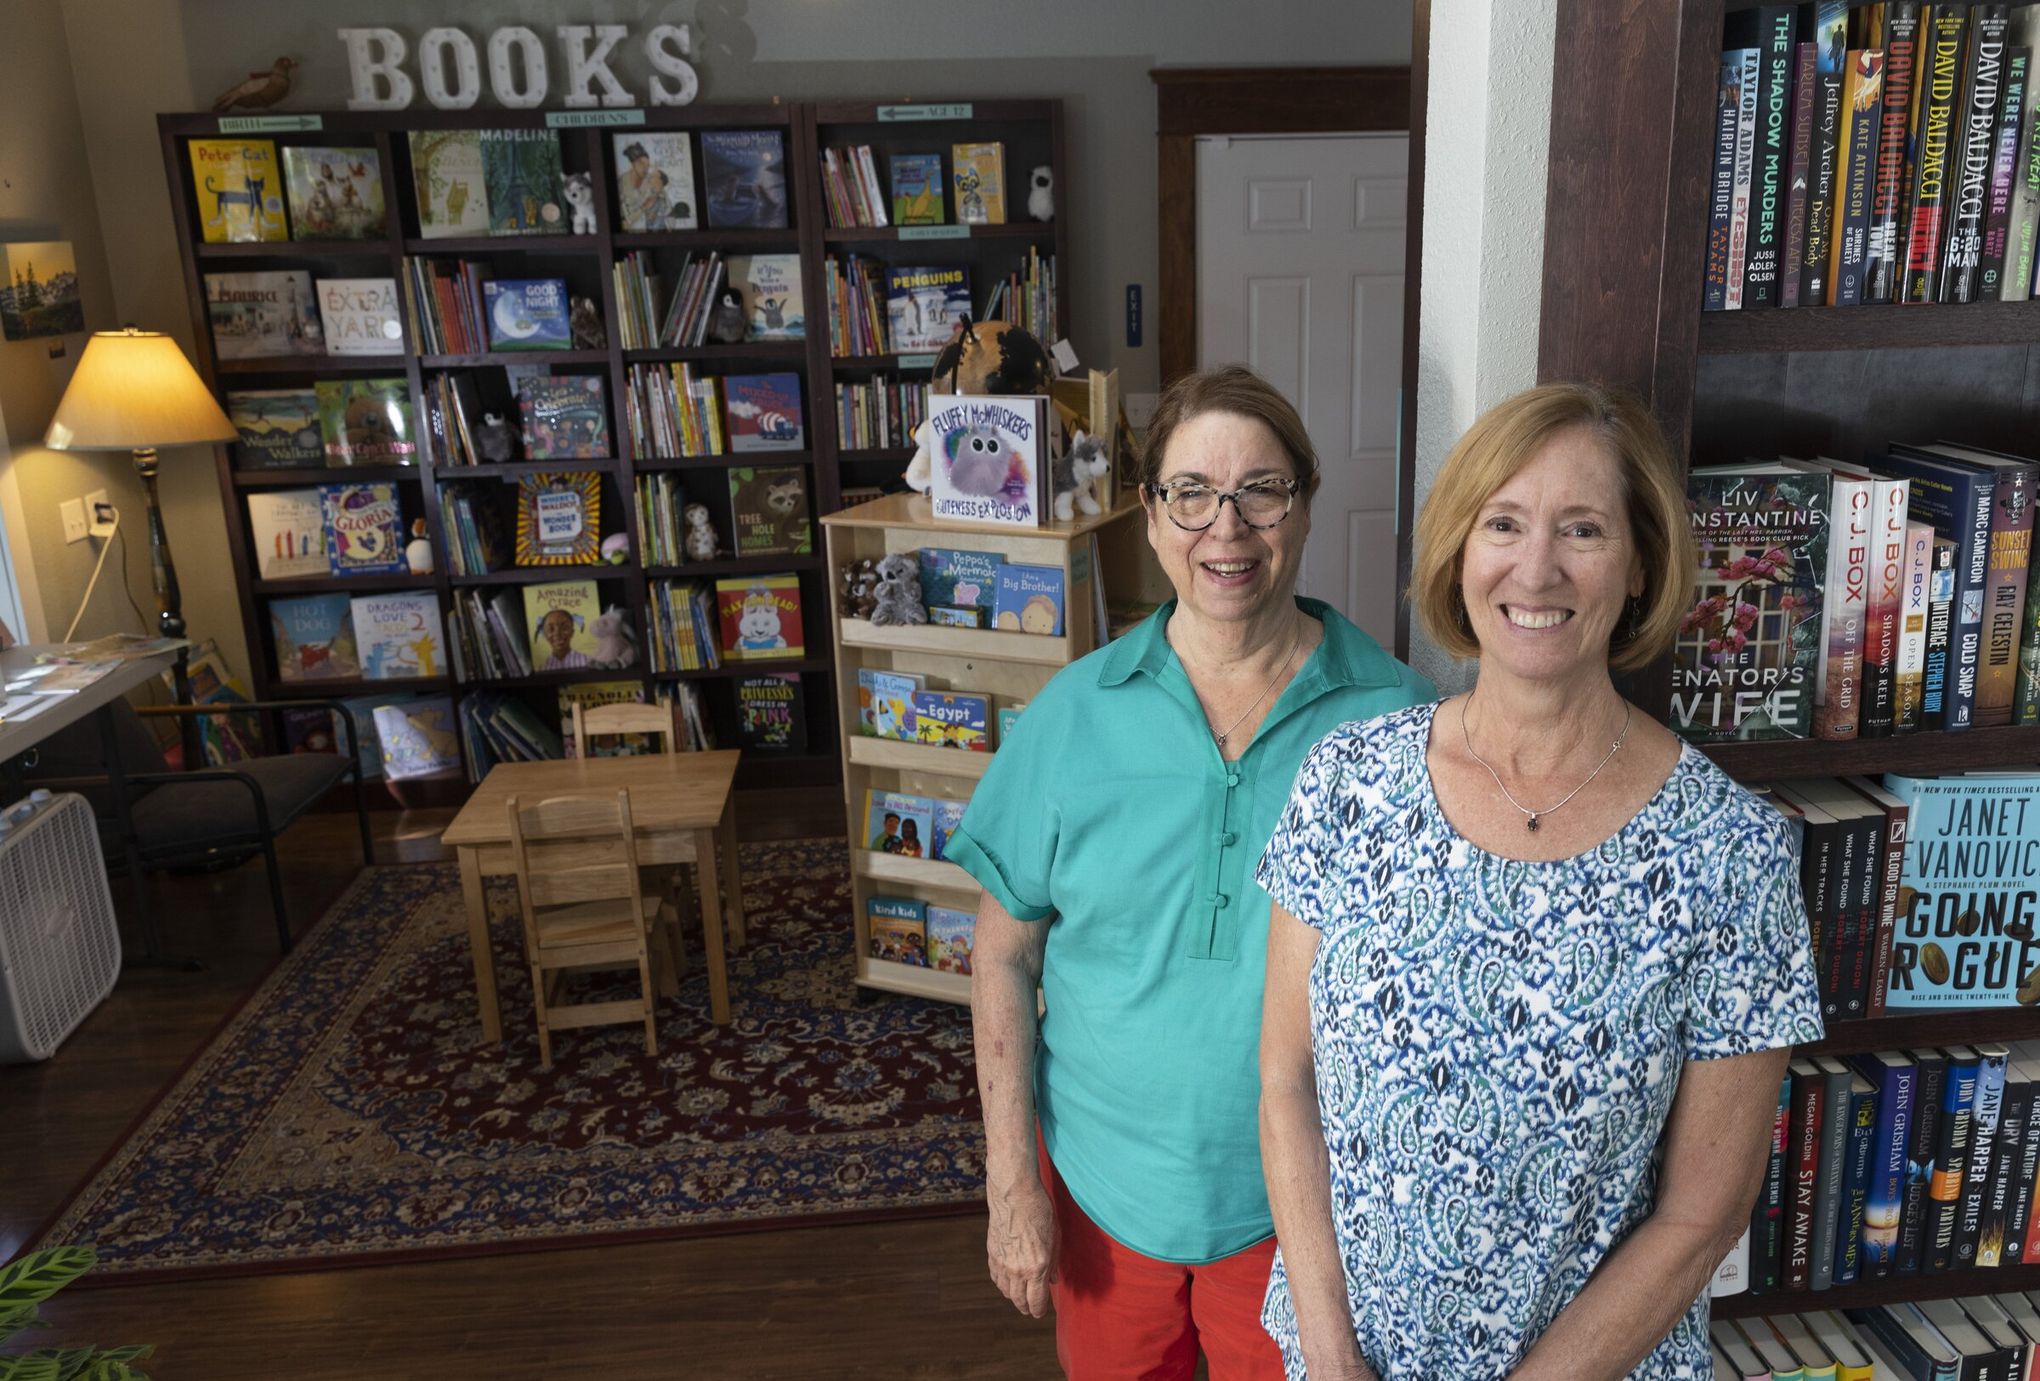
left=505, top=789, right=681, bottom=1069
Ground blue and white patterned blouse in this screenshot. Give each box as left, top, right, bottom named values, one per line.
left=1255, top=702, right=1823, bottom=1380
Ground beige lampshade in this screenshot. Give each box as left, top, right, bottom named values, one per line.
left=44, top=328, right=236, bottom=451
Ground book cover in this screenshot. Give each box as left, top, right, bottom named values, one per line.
left=1914, top=442, right=2039, bottom=728
left=1876, top=450, right=1995, bottom=733
left=319, top=482, right=405, bottom=574
left=282, top=145, right=385, bottom=240
left=728, top=466, right=811, bottom=555
left=890, top=152, right=946, bottom=225
left=1801, top=0, right=1850, bottom=305
left=726, top=253, right=804, bottom=339
left=1924, top=1046, right=1982, bottom=1273
left=1750, top=1073, right=1790, bottom=1291
left=886, top=264, right=971, bottom=351
left=985, top=563, right=1061, bottom=636
left=2008, top=42, right=2040, bottom=303
left=483, top=278, right=572, bottom=351
left=950, top=141, right=1006, bottom=224
left=479, top=128, right=568, bottom=236
left=923, top=602, right=985, bottom=627
left=1942, top=7, right=2011, bottom=303
left=408, top=130, right=491, bottom=239
left=315, top=377, right=415, bottom=465
left=316, top=276, right=404, bottom=356
left=1723, top=6, right=1796, bottom=307
left=927, top=903, right=973, bottom=974
left=1882, top=771, right=2040, bottom=1009
left=1924, top=537, right=1958, bottom=729
left=188, top=137, right=287, bottom=243
left=856, top=667, right=921, bottom=739
left=1980, top=1058, right=2033, bottom=1265
left=863, top=792, right=933, bottom=859
left=350, top=590, right=445, bottom=680
left=1897, top=1048, right=1950, bottom=1275
left=1896, top=521, right=1934, bottom=732
left=1704, top=54, right=1743, bottom=311
left=514, top=471, right=601, bottom=565
left=1795, top=460, right=1873, bottom=740
left=1980, top=48, right=2031, bottom=299
left=734, top=672, right=805, bottom=752
left=867, top=895, right=927, bottom=966
left=2011, top=1056, right=2040, bottom=1261
left=614, top=132, right=697, bottom=232
left=1810, top=1055, right=1854, bottom=1290
left=1672, top=465, right=1830, bottom=741
left=1866, top=4, right=1924, bottom=302
left=557, top=680, right=650, bottom=757
left=1860, top=475, right=1910, bottom=736
left=1842, top=774, right=1910, bottom=1019
left=918, top=547, right=1002, bottom=610
left=1851, top=1051, right=1917, bottom=1277
left=700, top=129, right=790, bottom=229
left=1830, top=50, right=1886, bottom=306
left=518, top=375, right=609, bottom=459
left=206, top=270, right=322, bottom=358
left=373, top=695, right=461, bottom=779
left=1725, top=46, right=1761, bottom=309
left=723, top=373, right=805, bottom=452
left=1786, top=1057, right=1827, bottom=1290
left=715, top=574, right=804, bottom=660
left=1783, top=41, right=1819, bottom=308
left=282, top=694, right=387, bottom=778
left=269, top=592, right=359, bottom=681
left=1834, top=1074, right=1879, bottom=1285
left=930, top=798, right=967, bottom=862
left=1904, top=6, right=1972, bottom=302
left=927, top=393, right=1047, bottom=528
left=522, top=578, right=602, bottom=671
left=227, top=388, right=323, bottom=468
left=911, top=690, right=989, bottom=751
left=244, top=488, right=327, bottom=580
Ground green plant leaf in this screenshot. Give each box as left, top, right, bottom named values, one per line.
left=0, top=1353, right=63, bottom=1381
left=0, top=1303, right=46, bottom=1343
left=85, top=1351, right=149, bottom=1364
left=0, top=1250, right=96, bottom=1311
left=39, top=1348, right=94, bottom=1381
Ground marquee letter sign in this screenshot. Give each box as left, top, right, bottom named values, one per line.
left=341, top=22, right=701, bottom=110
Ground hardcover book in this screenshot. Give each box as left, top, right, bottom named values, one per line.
left=1882, top=771, right=2040, bottom=1009
left=715, top=574, right=804, bottom=660
left=514, top=471, right=601, bottom=565
left=479, top=128, right=568, bottom=236
left=244, top=488, right=326, bottom=579
left=1865, top=4, right=1924, bottom=302
left=1801, top=0, right=1850, bottom=305
left=734, top=672, right=805, bottom=752
left=316, top=276, right=404, bottom=355
left=315, top=378, right=415, bottom=465
left=950, top=141, right=1006, bottom=224
left=926, top=393, right=1048, bottom=528
left=930, top=798, right=967, bottom=862
left=911, top=690, right=989, bottom=751
left=1879, top=448, right=1998, bottom=732
left=1896, top=521, right=1933, bottom=731
left=188, top=138, right=287, bottom=243
left=482, top=278, right=573, bottom=351
left=1903, top=6, right=1972, bottom=302
left=890, top=153, right=946, bottom=225
left=1911, top=442, right=2039, bottom=728
left=373, top=695, right=461, bottom=779
left=886, top=264, right=971, bottom=351
left=726, top=254, right=804, bottom=340
left=992, top=562, right=1066, bottom=636
left=1703, top=55, right=1742, bottom=311
left=206, top=270, right=322, bottom=358
left=867, top=895, right=927, bottom=966
left=522, top=579, right=603, bottom=671
left=856, top=667, right=921, bottom=740
left=517, top=375, right=609, bottom=459
left=557, top=680, right=651, bottom=758
left=1722, top=6, right=1795, bottom=307
left=918, top=548, right=1002, bottom=610
left=228, top=388, right=323, bottom=468
left=927, top=904, right=974, bottom=975
left=613, top=131, right=697, bottom=232
left=269, top=593, right=359, bottom=681
left=863, top=792, right=933, bottom=858
left=699, top=129, right=790, bottom=229
left=319, top=482, right=406, bottom=574
left=727, top=466, right=811, bottom=555
left=350, top=590, right=446, bottom=679
left=722, top=373, right=805, bottom=452
left=282, top=145, right=385, bottom=240
left=407, top=130, right=491, bottom=239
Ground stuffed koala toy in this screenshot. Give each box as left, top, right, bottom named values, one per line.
left=838, top=557, right=880, bottom=620
left=563, top=172, right=597, bottom=235
left=1053, top=428, right=1110, bottom=521
left=868, top=552, right=928, bottom=627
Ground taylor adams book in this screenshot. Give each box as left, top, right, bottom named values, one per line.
left=1672, top=464, right=1831, bottom=741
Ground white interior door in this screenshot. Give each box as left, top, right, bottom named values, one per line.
left=1196, top=133, right=1408, bottom=647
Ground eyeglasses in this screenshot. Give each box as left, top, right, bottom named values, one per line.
left=1144, top=477, right=1301, bottom=531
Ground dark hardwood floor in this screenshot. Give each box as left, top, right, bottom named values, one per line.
left=0, top=790, right=1062, bottom=1379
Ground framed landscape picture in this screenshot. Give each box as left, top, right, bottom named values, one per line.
left=0, top=241, right=84, bottom=340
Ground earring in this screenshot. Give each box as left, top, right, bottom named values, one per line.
left=1454, top=594, right=1472, bottom=635
left=1624, top=597, right=1642, bottom=643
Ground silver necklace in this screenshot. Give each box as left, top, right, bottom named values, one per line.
left=1207, top=617, right=1301, bottom=749
left=1458, top=691, right=1632, bottom=833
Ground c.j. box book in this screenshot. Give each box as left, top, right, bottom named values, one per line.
left=926, top=393, right=1047, bottom=528
left=1882, top=770, right=2040, bottom=1010
left=1671, top=464, right=1831, bottom=741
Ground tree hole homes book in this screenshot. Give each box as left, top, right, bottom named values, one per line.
left=950, top=142, right=1007, bottom=225
left=282, top=145, right=386, bottom=240
left=886, top=265, right=971, bottom=352
left=245, top=488, right=327, bottom=580
left=514, top=471, right=601, bottom=564
left=518, top=375, right=609, bottom=459
left=269, top=593, right=360, bottom=681
left=723, top=373, right=804, bottom=452
left=352, top=590, right=446, bottom=679
left=700, top=129, right=790, bottom=229
left=927, top=393, right=1048, bottom=528
left=728, top=466, right=811, bottom=555
left=227, top=388, right=323, bottom=468
left=188, top=138, right=287, bottom=243
left=206, top=270, right=323, bottom=358
left=523, top=578, right=603, bottom=672
left=992, top=562, right=1066, bottom=635
left=479, top=128, right=569, bottom=236
left=716, top=574, right=804, bottom=660
left=316, top=378, right=415, bottom=465
left=726, top=254, right=804, bottom=340
left=890, top=153, right=946, bottom=225
left=320, top=482, right=406, bottom=574
left=483, top=279, right=573, bottom=351
left=408, top=130, right=491, bottom=239
left=613, top=132, right=697, bottom=232
left=735, top=672, right=805, bottom=752
left=317, top=277, right=404, bottom=355
left=867, top=896, right=928, bottom=966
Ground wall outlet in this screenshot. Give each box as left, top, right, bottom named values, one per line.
left=59, top=498, right=87, bottom=544
left=84, top=489, right=115, bottom=537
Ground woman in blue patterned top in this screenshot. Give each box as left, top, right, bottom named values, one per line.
left=1256, top=384, right=1823, bottom=1380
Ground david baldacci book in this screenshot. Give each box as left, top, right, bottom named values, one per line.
left=408, top=129, right=491, bottom=239
left=514, top=471, right=601, bottom=564
left=316, top=277, right=404, bottom=355
left=886, top=265, right=971, bottom=351
left=927, top=393, right=1047, bottom=528
left=373, top=695, right=461, bottom=779
left=188, top=138, right=287, bottom=243
left=1881, top=770, right=2040, bottom=1010
left=726, top=254, right=804, bottom=339
left=315, top=378, right=415, bottom=465
left=206, top=270, right=322, bottom=358
left=927, top=904, right=974, bottom=975
left=992, top=562, right=1066, bottom=636
left=269, top=593, right=359, bottom=682
left=734, top=672, right=805, bottom=752
left=483, top=279, right=572, bottom=351
left=728, top=466, right=811, bottom=555
left=700, top=129, right=789, bottom=228
left=613, top=131, right=697, bottom=232
left=282, top=145, right=385, bottom=240
left=864, top=791, right=934, bottom=856
left=479, top=128, right=569, bottom=235
left=227, top=388, right=323, bottom=468
left=890, top=153, right=946, bottom=225
left=722, top=373, right=804, bottom=452
left=319, top=482, right=406, bottom=574
left=244, top=488, right=327, bottom=579
left=715, top=575, right=804, bottom=660
left=950, top=141, right=1006, bottom=224
left=518, top=375, right=609, bottom=459
left=856, top=667, right=921, bottom=740
left=522, top=579, right=603, bottom=671
left=351, top=590, right=446, bottom=679
left=867, top=896, right=927, bottom=966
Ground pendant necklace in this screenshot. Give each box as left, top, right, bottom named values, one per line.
left=1208, top=617, right=1302, bottom=750
left=1459, top=690, right=1632, bottom=833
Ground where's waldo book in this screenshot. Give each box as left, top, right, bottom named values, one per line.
left=1671, top=463, right=1831, bottom=741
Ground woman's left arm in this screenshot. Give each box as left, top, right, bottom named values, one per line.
left=1508, top=1044, right=1791, bottom=1381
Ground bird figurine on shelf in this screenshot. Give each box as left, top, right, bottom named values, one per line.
left=212, top=56, right=298, bottom=112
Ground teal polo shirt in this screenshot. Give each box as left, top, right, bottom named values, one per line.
left=944, top=596, right=1434, bottom=1263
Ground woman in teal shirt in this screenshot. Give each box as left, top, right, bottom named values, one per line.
left=946, top=365, right=1433, bottom=1379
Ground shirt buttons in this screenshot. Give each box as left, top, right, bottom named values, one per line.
left=1225, top=772, right=1240, bottom=787
left=1219, top=831, right=1238, bottom=846
left=1212, top=893, right=1230, bottom=908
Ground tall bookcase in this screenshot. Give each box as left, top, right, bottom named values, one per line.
left=1529, top=0, right=2040, bottom=1318
left=154, top=99, right=1068, bottom=797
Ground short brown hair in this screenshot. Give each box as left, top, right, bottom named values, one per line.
left=1137, top=365, right=1320, bottom=497
left=1410, top=382, right=1694, bottom=673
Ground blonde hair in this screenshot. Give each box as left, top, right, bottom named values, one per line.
left=1410, top=382, right=1694, bottom=672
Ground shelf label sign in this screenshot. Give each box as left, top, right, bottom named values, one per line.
left=878, top=103, right=972, bottom=122
left=896, top=353, right=939, bottom=370
left=547, top=108, right=646, bottom=127
left=899, top=225, right=969, bottom=241
left=219, top=114, right=324, bottom=133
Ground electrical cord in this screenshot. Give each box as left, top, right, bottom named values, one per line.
left=62, top=507, right=120, bottom=642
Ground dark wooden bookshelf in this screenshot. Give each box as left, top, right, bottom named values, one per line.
left=1712, top=1262, right=2040, bottom=1320
left=838, top=446, right=915, bottom=463
left=621, top=343, right=806, bottom=364
left=820, top=222, right=1056, bottom=244
left=635, top=450, right=812, bottom=471
left=399, top=235, right=602, bottom=256
left=455, top=666, right=655, bottom=692
left=1800, top=1005, right=2040, bottom=1060
left=231, top=465, right=421, bottom=487
left=214, top=353, right=407, bottom=375
left=643, top=555, right=823, bottom=579
left=418, top=350, right=609, bottom=369
left=1698, top=301, right=2040, bottom=356
left=1700, top=725, right=2040, bottom=784
left=446, top=564, right=637, bottom=587
left=266, top=676, right=448, bottom=699
left=196, top=238, right=392, bottom=259
left=610, top=228, right=800, bottom=251
left=652, top=657, right=833, bottom=681
left=252, top=573, right=431, bottom=596
left=432, top=458, right=621, bottom=479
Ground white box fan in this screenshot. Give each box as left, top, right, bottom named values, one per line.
left=0, top=790, right=120, bottom=1062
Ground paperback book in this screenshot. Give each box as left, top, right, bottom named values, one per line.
left=864, top=791, right=934, bottom=858
left=228, top=388, right=323, bottom=468
left=726, top=254, right=804, bottom=340
left=927, top=904, right=974, bottom=975
left=351, top=590, right=446, bottom=679
left=734, top=672, right=805, bottom=752
left=926, top=393, right=1048, bottom=528
left=479, top=128, right=569, bottom=235
left=316, top=277, right=404, bottom=355
left=315, top=378, right=415, bottom=465
left=715, top=574, right=804, bottom=660
left=918, top=548, right=1001, bottom=611
left=700, top=129, right=790, bottom=228
left=613, top=132, right=697, bottom=232
left=723, top=373, right=804, bottom=452
left=514, top=471, right=601, bottom=564
left=727, top=466, right=812, bottom=555
left=911, top=690, right=990, bottom=751
left=557, top=681, right=652, bottom=758
left=270, top=593, right=359, bottom=681
left=188, top=138, right=287, bottom=243
left=867, top=895, right=927, bottom=965
left=320, top=482, right=406, bottom=574
left=886, top=265, right=971, bottom=351
left=856, top=667, right=921, bottom=740
left=282, top=145, right=385, bottom=239
left=374, top=696, right=461, bottom=779
left=930, top=798, right=967, bottom=862
left=518, top=375, right=609, bottom=459
left=951, top=141, right=1006, bottom=224
left=244, top=488, right=327, bottom=579
left=890, top=153, right=946, bottom=225
left=206, top=270, right=322, bottom=358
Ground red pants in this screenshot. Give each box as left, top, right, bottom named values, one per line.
left=1037, top=1132, right=1286, bottom=1381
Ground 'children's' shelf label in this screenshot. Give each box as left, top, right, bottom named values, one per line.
left=899, top=225, right=970, bottom=241
left=219, top=114, right=324, bottom=132
left=878, top=103, right=973, bottom=122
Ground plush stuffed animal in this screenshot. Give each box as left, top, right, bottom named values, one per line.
left=868, top=552, right=928, bottom=627
left=683, top=503, right=722, bottom=561
left=903, top=418, right=935, bottom=493
left=1027, top=165, right=1055, bottom=222
left=1052, top=428, right=1110, bottom=521
left=838, top=557, right=880, bottom=620
left=589, top=605, right=638, bottom=669
left=569, top=295, right=605, bottom=350
left=706, top=287, right=748, bottom=344
left=563, top=172, right=597, bottom=234
left=600, top=532, right=630, bottom=565
left=474, top=412, right=518, bottom=463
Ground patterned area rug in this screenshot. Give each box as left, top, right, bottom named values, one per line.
left=40, top=840, right=987, bottom=1284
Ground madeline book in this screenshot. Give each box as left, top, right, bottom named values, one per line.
left=1882, top=771, right=2040, bottom=1010
left=188, top=138, right=287, bottom=243
left=479, top=128, right=569, bottom=236
left=726, top=254, right=804, bottom=340
left=728, top=466, right=812, bottom=556
left=558, top=681, right=652, bottom=757
left=282, top=145, right=386, bottom=240
left=912, top=690, right=990, bottom=751
left=320, top=482, right=406, bottom=574
left=1671, top=464, right=1831, bottom=742
left=522, top=579, right=603, bottom=671
left=927, top=904, right=974, bottom=975
left=918, top=548, right=1002, bottom=610
left=373, top=695, right=461, bottom=780
left=723, top=373, right=805, bottom=452
left=316, top=277, right=404, bottom=355
left=514, top=471, right=601, bottom=564
left=930, top=798, right=967, bottom=862
left=856, top=667, right=922, bottom=740
left=518, top=375, right=609, bottom=459
left=715, top=574, right=804, bottom=661
left=228, top=388, right=323, bottom=468
left=867, top=896, right=928, bottom=966
left=613, top=131, right=697, bottom=232
left=950, top=142, right=1007, bottom=225
left=700, top=129, right=790, bottom=229
left=864, top=791, right=935, bottom=858
left=351, top=590, right=446, bottom=679
left=315, top=378, right=416, bottom=465
left=206, top=270, right=322, bottom=359
left=270, top=592, right=359, bottom=682
left=408, top=129, right=491, bottom=239
left=926, top=393, right=1048, bottom=528
left=244, top=488, right=327, bottom=580
left=992, top=562, right=1066, bottom=636
left=890, top=153, right=946, bottom=225
left=483, top=278, right=573, bottom=351
left=734, top=672, right=805, bottom=752
left=885, top=264, right=971, bottom=352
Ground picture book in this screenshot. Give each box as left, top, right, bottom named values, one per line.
left=483, top=278, right=573, bottom=351
left=244, top=488, right=327, bottom=579
left=734, top=672, right=805, bottom=752
left=930, top=798, right=967, bottom=862
left=522, top=579, right=603, bottom=671
left=856, top=667, right=922, bottom=740
left=206, top=270, right=322, bottom=358
left=479, top=128, right=569, bottom=235
left=315, top=377, right=415, bottom=465
left=722, top=373, right=804, bottom=452
left=373, top=695, right=461, bottom=780
left=316, top=277, right=404, bottom=355
left=927, top=904, right=974, bottom=975
left=927, top=393, right=1047, bottom=528
left=351, top=591, right=446, bottom=679
left=912, top=690, right=990, bottom=751
left=557, top=681, right=652, bottom=757
left=864, top=790, right=935, bottom=858
left=726, top=254, right=804, bottom=339
left=283, top=694, right=388, bottom=778
left=890, top=153, right=946, bottom=225
left=918, top=548, right=1002, bottom=610
left=992, top=562, right=1066, bottom=635
left=270, top=592, right=359, bottom=681
left=408, top=130, right=491, bottom=238
left=1671, top=464, right=1831, bottom=741
left=1883, top=771, right=2040, bottom=1009
left=927, top=605, right=984, bottom=628
left=886, top=265, right=971, bottom=352
left=320, top=482, right=406, bottom=574
left=614, top=132, right=697, bottom=232
left=728, top=466, right=812, bottom=555
left=514, top=471, right=601, bottom=564
left=950, top=142, right=1007, bottom=225
left=700, top=129, right=790, bottom=228
left=227, top=388, right=323, bottom=468
left=178, top=648, right=260, bottom=765
left=997, top=702, right=1025, bottom=744
left=282, top=145, right=386, bottom=240
left=188, top=138, right=287, bottom=243
left=715, top=575, right=804, bottom=660
left=867, top=896, right=927, bottom=966
left=518, top=375, right=609, bottom=459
